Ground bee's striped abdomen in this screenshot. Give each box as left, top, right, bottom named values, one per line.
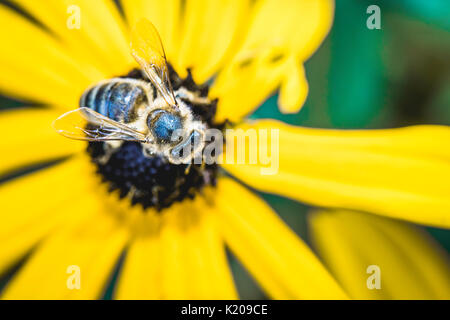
left=80, top=79, right=148, bottom=123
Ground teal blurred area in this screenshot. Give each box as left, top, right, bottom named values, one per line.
left=382, top=0, right=450, bottom=31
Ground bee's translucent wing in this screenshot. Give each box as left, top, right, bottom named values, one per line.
left=53, top=107, right=148, bottom=142
left=130, top=18, right=177, bottom=107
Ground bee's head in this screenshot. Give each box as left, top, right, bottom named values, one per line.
left=147, top=109, right=183, bottom=144
left=146, top=108, right=205, bottom=164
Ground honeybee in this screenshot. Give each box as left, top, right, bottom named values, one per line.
left=53, top=19, right=206, bottom=164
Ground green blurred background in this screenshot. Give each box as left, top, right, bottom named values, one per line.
left=0, top=0, right=449, bottom=299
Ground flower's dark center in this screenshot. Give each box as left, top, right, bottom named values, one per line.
left=86, top=65, right=222, bottom=211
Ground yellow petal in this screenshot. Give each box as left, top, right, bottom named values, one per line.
left=237, top=0, right=334, bottom=62
left=159, top=199, right=237, bottom=299
left=176, top=0, right=251, bottom=83
left=211, top=53, right=286, bottom=122
left=0, top=108, right=84, bottom=176
left=278, top=58, right=309, bottom=113
left=114, top=216, right=162, bottom=299
left=12, top=0, right=134, bottom=77
left=211, top=0, right=334, bottom=121
left=2, top=207, right=129, bottom=299
left=0, top=155, right=96, bottom=275
left=116, top=198, right=237, bottom=299
left=211, top=177, right=347, bottom=299
left=309, top=210, right=450, bottom=299
left=0, top=6, right=104, bottom=106
left=223, top=120, right=450, bottom=228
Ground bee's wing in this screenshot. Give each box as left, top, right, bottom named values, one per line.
left=130, top=18, right=177, bottom=107
left=52, top=107, right=148, bottom=142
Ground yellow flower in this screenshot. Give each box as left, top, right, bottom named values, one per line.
left=0, top=0, right=448, bottom=300
left=309, top=210, right=450, bottom=300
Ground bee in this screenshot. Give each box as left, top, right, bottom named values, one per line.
left=53, top=19, right=206, bottom=164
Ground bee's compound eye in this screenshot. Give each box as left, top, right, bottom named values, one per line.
left=148, top=111, right=182, bottom=143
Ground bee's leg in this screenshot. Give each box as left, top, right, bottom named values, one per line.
left=175, top=88, right=211, bottom=105
left=127, top=186, right=137, bottom=200
left=184, top=163, right=192, bottom=175
left=151, top=186, right=163, bottom=205
left=94, top=141, right=121, bottom=165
